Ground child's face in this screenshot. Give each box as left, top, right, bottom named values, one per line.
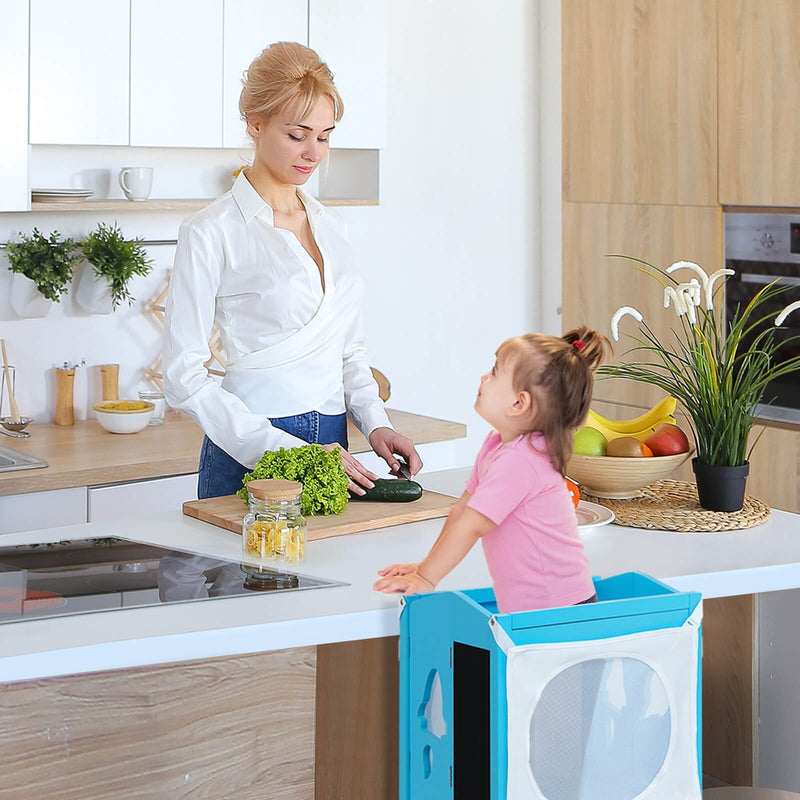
left=475, top=358, right=518, bottom=429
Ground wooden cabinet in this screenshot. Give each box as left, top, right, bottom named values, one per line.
left=0, top=0, right=29, bottom=212
left=222, top=0, right=308, bottom=149
left=718, top=0, right=800, bottom=207
left=562, top=0, right=717, bottom=206
left=29, top=0, right=130, bottom=146
left=130, top=0, right=223, bottom=148
left=309, top=0, right=388, bottom=149
left=561, top=201, right=722, bottom=408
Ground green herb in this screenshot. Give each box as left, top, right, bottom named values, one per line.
left=238, top=444, right=349, bottom=516
left=6, top=228, right=81, bottom=302
left=80, top=222, right=153, bottom=309
left=600, top=256, right=800, bottom=467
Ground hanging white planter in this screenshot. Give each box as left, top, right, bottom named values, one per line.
left=75, top=261, right=113, bottom=315
left=9, top=272, right=54, bottom=318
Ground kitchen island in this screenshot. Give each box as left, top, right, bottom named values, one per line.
left=3, top=468, right=800, bottom=798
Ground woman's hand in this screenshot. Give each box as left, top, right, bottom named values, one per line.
left=368, top=427, right=423, bottom=477
left=373, top=565, right=435, bottom=595
left=321, top=443, right=378, bottom=496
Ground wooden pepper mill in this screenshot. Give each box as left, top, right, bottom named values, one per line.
left=100, top=363, right=119, bottom=401
left=55, top=367, right=76, bottom=426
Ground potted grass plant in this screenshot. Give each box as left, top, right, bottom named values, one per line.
left=600, top=257, right=800, bottom=512
left=77, top=222, right=153, bottom=313
left=5, top=228, right=81, bottom=317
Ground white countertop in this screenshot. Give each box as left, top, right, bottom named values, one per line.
left=1, top=467, right=799, bottom=683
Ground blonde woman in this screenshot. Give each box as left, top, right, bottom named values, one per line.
left=164, top=42, right=420, bottom=498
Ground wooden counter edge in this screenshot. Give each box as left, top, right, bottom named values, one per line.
left=0, top=409, right=467, bottom=497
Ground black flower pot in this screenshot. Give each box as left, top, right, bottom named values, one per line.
left=692, top=458, right=749, bottom=512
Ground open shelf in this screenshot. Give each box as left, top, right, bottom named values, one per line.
left=28, top=197, right=377, bottom=213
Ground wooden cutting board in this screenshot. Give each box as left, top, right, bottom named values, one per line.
left=182, top=489, right=457, bottom=540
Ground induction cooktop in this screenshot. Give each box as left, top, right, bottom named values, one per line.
left=0, top=537, right=348, bottom=624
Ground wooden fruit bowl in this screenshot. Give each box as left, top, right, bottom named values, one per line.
left=567, top=449, right=694, bottom=499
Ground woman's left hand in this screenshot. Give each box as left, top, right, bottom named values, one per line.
left=321, top=444, right=378, bottom=496
left=368, top=427, right=423, bottom=477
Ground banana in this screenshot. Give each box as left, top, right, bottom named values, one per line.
left=586, top=396, right=677, bottom=443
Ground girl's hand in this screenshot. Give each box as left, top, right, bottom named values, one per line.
left=322, top=443, right=378, bottom=495
left=376, top=563, right=418, bottom=578
left=373, top=569, right=435, bottom=596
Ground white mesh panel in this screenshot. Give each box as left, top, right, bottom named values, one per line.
left=528, top=657, right=671, bottom=799
left=504, top=621, right=701, bottom=800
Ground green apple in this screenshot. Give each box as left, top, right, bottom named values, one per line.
left=573, top=426, right=608, bottom=456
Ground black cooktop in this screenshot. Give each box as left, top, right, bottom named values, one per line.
left=0, top=537, right=347, bottom=624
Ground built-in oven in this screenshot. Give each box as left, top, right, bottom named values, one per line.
left=724, top=212, right=800, bottom=423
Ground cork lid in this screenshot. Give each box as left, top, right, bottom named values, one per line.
left=246, top=479, right=303, bottom=501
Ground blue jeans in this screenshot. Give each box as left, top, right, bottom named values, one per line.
left=197, top=411, right=348, bottom=499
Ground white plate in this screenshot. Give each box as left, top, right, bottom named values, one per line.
left=575, top=500, right=615, bottom=528
left=32, top=187, right=93, bottom=195
left=32, top=188, right=93, bottom=203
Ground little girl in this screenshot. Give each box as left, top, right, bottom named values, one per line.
left=374, top=326, right=612, bottom=614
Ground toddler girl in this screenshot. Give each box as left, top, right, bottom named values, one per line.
left=374, top=326, right=611, bottom=613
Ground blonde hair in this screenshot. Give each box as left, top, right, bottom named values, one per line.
left=239, top=42, right=343, bottom=128
left=496, top=326, right=612, bottom=475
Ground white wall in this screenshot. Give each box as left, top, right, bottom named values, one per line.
left=0, top=0, right=561, bottom=470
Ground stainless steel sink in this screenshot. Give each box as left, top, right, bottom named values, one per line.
left=0, top=444, right=48, bottom=472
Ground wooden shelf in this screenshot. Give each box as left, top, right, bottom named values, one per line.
left=27, top=197, right=377, bottom=213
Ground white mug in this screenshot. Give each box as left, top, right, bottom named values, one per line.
left=119, top=167, right=153, bottom=202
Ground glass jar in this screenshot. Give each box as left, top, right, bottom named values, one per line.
left=241, top=479, right=306, bottom=570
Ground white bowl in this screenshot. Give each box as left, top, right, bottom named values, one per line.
left=93, top=400, right=154, bottom=434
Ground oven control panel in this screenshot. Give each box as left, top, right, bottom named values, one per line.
left=725, top=212, right=800, bottom=263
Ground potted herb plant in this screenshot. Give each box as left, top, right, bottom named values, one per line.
left=77, top=222, right=153, bottom=313
left=5, top=228, right=81, bottom=317
left=600, top=257, right=800, bottom=512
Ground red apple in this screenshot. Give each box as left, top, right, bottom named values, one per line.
left=644, top=423, right=690, bottom=456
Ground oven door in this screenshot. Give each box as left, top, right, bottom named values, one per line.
left=725, top=258, right=800, bottom=420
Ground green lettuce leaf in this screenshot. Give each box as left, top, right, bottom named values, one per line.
left=237, top=444, right=349, bottom=516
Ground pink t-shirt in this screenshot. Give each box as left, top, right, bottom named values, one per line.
left=466, top=430, right=594, bottom=614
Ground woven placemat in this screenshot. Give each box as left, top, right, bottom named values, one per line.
left=580, top=479, right=771, bottom=532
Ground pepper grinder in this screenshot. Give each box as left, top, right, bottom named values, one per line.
left=100, top=364, right=119, bottom=401
left=55, top=367, right=76, bottom=426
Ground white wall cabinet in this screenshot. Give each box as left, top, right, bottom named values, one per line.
left=222, top=0, right=309, bottom=149
left=87, top=473, right=198, bottom=523
left=130, top=0, right=224, bottom=148
left=0, top=474, right=197, bottom=535
left=0, top=0, right=29, bottom=212
left=29, top=0, right=130, bottom=146
left=0, top=487, right=88, bottom=536
left=309, top=0, right=388, bottom=149
left=21, top=0, right=387, bottom=153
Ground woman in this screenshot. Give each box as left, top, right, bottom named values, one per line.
left=163, top=42, right=421, bottom=499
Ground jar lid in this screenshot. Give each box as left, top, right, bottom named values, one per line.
left=246, top=479, right=302, bottom=501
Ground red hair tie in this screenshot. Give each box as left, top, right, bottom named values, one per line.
left=573, top=340, right=585, bottom=351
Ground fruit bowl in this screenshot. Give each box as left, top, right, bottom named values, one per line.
left=567, top=448, right=694, bottom=499
left=93, top=400, right=154, bottom=434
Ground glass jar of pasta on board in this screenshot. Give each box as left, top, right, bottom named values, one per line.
left=241, top=479, right=307, bottom=575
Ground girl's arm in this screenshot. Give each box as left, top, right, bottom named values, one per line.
left=374, top=492, right=495, bottom=595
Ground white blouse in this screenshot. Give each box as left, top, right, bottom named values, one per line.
left=162, top=172, right=391, bottom=469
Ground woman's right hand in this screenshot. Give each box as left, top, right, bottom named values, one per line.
left=322, top=443, right=378, bottom=496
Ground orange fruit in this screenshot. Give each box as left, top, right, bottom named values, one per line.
left=641, top=443, right=654, bottom=457
left=565, top=477, right=580, bottom=508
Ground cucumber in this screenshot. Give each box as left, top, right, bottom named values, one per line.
left=349, top=478, right=423, bottom=502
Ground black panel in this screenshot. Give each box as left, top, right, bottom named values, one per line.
left=453, top=641, right=491, bottom=799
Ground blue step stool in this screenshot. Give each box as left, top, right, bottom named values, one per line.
left=399, top=572, right=702, bottom=800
